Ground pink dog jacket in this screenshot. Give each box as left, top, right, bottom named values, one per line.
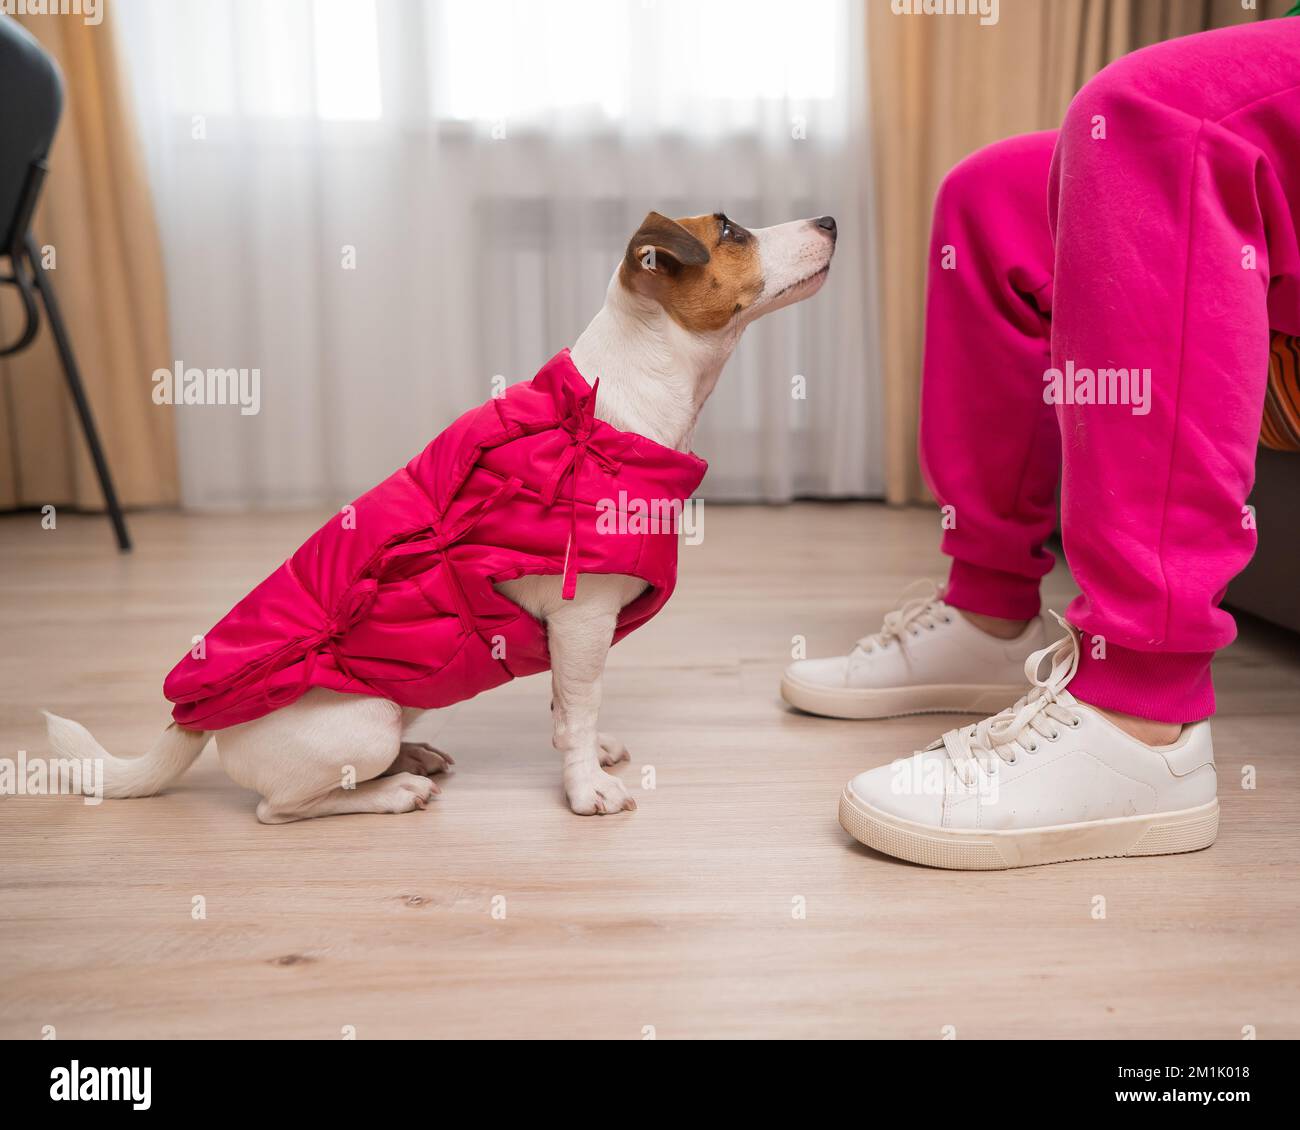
left=164, top=350, right=708, bottom=730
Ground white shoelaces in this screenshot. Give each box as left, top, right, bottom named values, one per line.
left=936, top=611, right=1080, bottom=785
left=855, top=580, right=951, bottom=653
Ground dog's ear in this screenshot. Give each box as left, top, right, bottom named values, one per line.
left=624, top=212, right=710, bottom=277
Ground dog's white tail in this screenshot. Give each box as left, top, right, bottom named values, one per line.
left=42, top=712, right=209, bottom=798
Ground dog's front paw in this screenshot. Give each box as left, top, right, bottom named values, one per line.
left=566, top=769, right=637, bottom=816
left=597, top=732, right=631, bottom=767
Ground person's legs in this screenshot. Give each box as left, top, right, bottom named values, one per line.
left=1049, top=20, right=1300, bottom=726
left=781, top=133, right=1060, bottom=720
left=840, top=20, right=1300, bottom=868
left=920, top=130, right=1060, bottom=626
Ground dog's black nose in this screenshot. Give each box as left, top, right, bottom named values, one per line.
left=816, top=215, right=837, bottom=238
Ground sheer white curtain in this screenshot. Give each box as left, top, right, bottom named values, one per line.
left=116, top=0, right=882, bottom=508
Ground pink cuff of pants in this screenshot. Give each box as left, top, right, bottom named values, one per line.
left=1068, top=639, right=1215, bottom=725
left=943, top=558, right=1042, bottom=621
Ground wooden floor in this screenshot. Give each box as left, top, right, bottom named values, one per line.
left=1, top=504, right=1298, bottom=1040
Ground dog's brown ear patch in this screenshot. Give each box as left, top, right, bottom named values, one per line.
left=624, top=211, right=711, bottom=275
left=620, top=211, right=764, bottom=332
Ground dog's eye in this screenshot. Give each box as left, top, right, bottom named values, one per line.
left=717, top=214, right=746, bottom=244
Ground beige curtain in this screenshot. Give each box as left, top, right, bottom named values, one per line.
left=0, top=10, right=177, bottom=511
left=869, top=0, right=1290, bottom=504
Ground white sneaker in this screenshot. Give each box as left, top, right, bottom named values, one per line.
left=781, top=581, right=1046, bottom=719
left=838, top=615, right=1219, bottom=870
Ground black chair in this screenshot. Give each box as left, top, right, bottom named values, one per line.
left=0, top=16, right=130, bottom=551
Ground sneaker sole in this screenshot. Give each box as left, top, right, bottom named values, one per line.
left=780, top=674, right=1022, bottom=720
left=838, top=784, right=1219, bottom=870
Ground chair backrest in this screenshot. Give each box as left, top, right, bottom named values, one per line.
left=0, top=16, right=64, bottom=251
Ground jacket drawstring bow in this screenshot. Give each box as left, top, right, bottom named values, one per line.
left=538, top=377, right=623, bottom=599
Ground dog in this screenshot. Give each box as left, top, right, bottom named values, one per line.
left=44, top=210, right=836, bottom=821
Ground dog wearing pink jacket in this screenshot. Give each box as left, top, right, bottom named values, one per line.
left=45, top=210, right=837, bottom=821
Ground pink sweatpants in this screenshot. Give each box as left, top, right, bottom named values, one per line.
left=920, top=20, right=1300, bottom=724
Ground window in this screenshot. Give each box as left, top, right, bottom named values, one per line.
left=314, top=0, right=383, bottom=120
left=139, top=0, right=839, bottom=125
left=431, top=0, right=839, bottom=125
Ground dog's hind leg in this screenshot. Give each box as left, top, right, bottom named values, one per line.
left=255, top=773, right=437, bottom=823
left=383, top=707, right=455, bottom=777
left=384, top=707, right=456, bottom=777
left=384, top=741, right=455, bottom=778
left=216, top=688, right=435, bottom=823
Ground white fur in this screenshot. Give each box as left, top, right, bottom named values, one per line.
left=43, top=217, right=834, bottom=821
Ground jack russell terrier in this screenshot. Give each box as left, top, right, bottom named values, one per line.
left=44, top=210, right=836, bottom=822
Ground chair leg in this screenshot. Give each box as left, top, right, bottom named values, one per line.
left=23, top=234, right=131, bottom=552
